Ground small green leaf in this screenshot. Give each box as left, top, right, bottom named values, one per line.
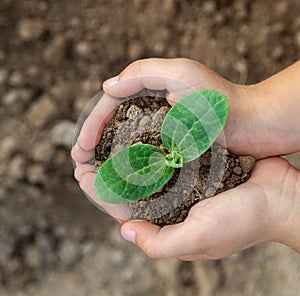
left=166, top=151, right=183, bottom=168
left=94, top=144, right=174, bottom=203
left=161, top=90, right=229, bottom=162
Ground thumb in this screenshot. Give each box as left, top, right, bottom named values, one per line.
left=120, top=219, right=201, bottom=259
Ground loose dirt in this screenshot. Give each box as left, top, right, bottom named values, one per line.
left=95, top=94, right=255, bottom=226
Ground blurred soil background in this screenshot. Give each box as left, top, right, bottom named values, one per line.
left=0, top=0, right=300, bottom=295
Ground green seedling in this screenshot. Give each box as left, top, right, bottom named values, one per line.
left=94, top=90, right=230, bottom=204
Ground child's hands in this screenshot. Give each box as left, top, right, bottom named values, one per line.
left=71, top=58, right=300, bottom=258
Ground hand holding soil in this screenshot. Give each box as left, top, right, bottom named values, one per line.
left=72, top=58, right=300, bottom=260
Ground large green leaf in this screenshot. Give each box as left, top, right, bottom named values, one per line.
left=94, top=144, right=174, bottom=203
left=161, top=90, right=230, bottom=162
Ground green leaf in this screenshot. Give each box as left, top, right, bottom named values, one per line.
left=94, top=144, right=174, bottom=203
left=165, top=151, right=183, bottom=168
left=161, top=90, right=230, bottom=162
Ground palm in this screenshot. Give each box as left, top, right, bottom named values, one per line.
left=120, top=157, right=296, bottom=260
left=180, top=158, right=292, bottom=259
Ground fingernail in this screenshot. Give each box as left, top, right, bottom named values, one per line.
left=103, top=75, right=119, bottom=87
left=122, top=228, right=136, bottom=243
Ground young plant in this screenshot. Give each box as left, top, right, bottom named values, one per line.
left=94, top=90, right=230, bottom=204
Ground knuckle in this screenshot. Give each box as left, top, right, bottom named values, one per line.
left=139, top=240, right=162, bottom=259
left=177, top=57, right=190, bottom=63
left=175, top=57, right=195, bottom=66
left=125, top=59, right=145, bottom=76
left=143, top=245, right=161, bottom=259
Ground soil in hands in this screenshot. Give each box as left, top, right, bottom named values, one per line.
left=95, top=92, right=255, bottom=227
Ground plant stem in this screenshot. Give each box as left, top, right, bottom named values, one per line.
left=165, top=151, right=183, bottom=168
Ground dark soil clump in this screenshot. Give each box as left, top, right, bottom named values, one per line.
left=95, top=93, right=255, bottom=227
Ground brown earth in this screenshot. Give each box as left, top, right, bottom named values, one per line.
left=95, top=95, right=255, bottom=227
left=0, top=0, right=300, bottom=295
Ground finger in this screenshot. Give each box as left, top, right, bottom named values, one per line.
left=103, top=58, right=229, bottom=101
left=80, top=172, right=130, bottom=221
left=120, top=219, right=205, bottom=259
left=71, top=142, right=95, bottom=163
left=74, top=163, right=95, bottom=182
left=77, top=93, right=117, bottom=151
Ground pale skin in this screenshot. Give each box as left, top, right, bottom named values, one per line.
left=72, top=58, right=300, bottom=260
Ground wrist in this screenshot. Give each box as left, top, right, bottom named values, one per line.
left=280, top=171, right=300, bottom=253
left=273, top=166, right=300, bottom=253
left=223, top=83, right=265, bottom=157
left=226, top=74, right=300, bottom=158
left=253, top=62, right=300, bottom=156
